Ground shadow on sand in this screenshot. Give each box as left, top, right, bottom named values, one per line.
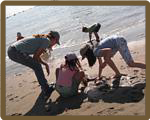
left=103, top=83, right=145, bottom=103
left=87, top=82, right=145, bottom=103
left=24, top=83, right=145, bottom=116
left=24, top=91, right=87, bottom=116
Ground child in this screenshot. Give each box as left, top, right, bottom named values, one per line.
left=82, top=23, right=101, bottom=45
left=55, top=53, right=87, bottom=98
left=16, top=32, right=24, bottom=41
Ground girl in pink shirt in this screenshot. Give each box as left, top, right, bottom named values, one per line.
left=55, top=53, right=86, bottom=98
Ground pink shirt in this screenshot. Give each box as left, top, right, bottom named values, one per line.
left=57, top=66, right=76, bottom=87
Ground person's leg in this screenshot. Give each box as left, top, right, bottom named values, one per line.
left=127, top=61, right=146, bottom=69
left=55, top=68, right=60, bottom=81
left=104, top=56, right=121, bottom=77
left=8, top=47, right=49, bottom=90
left=55, top=85, right=72, bottom=98
left=118, top=38, right=146, bottom=69
left=94, top=32, right=100, bottom=42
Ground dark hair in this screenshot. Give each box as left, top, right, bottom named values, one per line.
left=85, top=48, right=97, bottom=67
left=65, top=57, right=81, bottom=71
left=82, top=27, right=88, bottom=32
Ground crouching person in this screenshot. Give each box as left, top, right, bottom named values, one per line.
left=55, top=53, right=86, bottom=98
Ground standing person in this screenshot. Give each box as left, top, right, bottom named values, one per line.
left=80, top=35, right=146, bottom=83
left=82, top=23, right=101, bottom=45
left=55, top=53, right=87, bottom=98
left=16, top=32, right=24, bottom=41
left=7, top=31, right=60, bottom=97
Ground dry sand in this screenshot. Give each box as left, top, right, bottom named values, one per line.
left=5, top=40, right=145, bottom=116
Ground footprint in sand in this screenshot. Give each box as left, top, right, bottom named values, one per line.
left=20, top=92, right=33, bottom=100
left=23, top=80, right=27, bottom=82
left=97, top=107, right=124, bottom=115
left=134, top=113, right=139, bottom=115
left=32, top=81, right=38, bottom=84
left=7, top=94, right=13, bottom=98
left=86, top=105, right=92, bottom=109
left=18, top=83, right=22, bottom=87
left=15, top=73, right=22, bottom=76
left=133, top=69, right=139, bottom=75
left=120, top=65, right=126, bottom=70
left=109, top=107, right=114, bottom=109
left=32, top=85, right=40, bottom=89
left=14, top=96, right=19, bottom=98
left=11, top=113, right=22, bottom=116
left=140, top=73, right=145, bottom=78
left=9, top=96, right=19, bottom=101
left=134, top=69, right=139, bottom=73
left=9, top=98, right=14, bottom=101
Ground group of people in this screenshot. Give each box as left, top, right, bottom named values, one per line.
left=8, top=23, right=146, bottom=99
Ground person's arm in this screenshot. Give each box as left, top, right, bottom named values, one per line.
left=33, top=48, right=50, bottom=76
left=94, top=32, right=100, bottom=42
left=89, top=33, right=92, bottom=41
left=89, top=33, right=94, bottom=45
left=88, top=24, right=96, bottom=41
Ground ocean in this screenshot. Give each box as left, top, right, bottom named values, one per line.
left=5, top=6, right=145, bottom=75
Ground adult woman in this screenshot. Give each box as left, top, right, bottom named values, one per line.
left=55, top=53, right=86, bottom=98
left=7, top=31, right=60, bottom=97
left=80, top=35, right=146, bottom=81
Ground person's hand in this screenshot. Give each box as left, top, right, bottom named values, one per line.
left=45, top=64, right=50, bottom=76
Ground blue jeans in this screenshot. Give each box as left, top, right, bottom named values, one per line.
left=7, top=46, right=49, bottom=91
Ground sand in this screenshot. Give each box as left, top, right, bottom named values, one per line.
left=5, top=39, right=146, bottom=116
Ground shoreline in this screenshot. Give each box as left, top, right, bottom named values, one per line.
left=6, top=39, right=145, bottom=116
left=6, top=38, right=145, bottom=76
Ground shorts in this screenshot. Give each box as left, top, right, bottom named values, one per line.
left=95, top=23, right=101, bottom=32
left=116, top=37, right=133, bottom=64
left=56, top=77, right=80, bottom=98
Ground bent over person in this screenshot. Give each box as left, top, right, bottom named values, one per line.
left=82, top=23, right=101, bottom=45
left=7, top=31, right=60, bottom=98
left=80, top=35, right=146, bottom=83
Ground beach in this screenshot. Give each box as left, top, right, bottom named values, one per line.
left=5, top=6, right=146, bottom=116
left=6, top=39, right=145, bottom=116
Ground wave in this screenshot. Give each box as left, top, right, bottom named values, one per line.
left=6, top=6, right=35, bottom=18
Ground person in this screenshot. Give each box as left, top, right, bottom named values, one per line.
left=55, top=53, right=87, bottom=98
left=80, top=35, right=146, bottom=83
left=82, top=23, right=101, bottom=45
left=16, top=32, right=24, bottom=41
left=7, top=31, right=60, bottom=97
left=32, top=31, right=60, bottom=51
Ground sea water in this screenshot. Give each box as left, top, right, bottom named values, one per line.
left=5, top=6, right=145, bottom=75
